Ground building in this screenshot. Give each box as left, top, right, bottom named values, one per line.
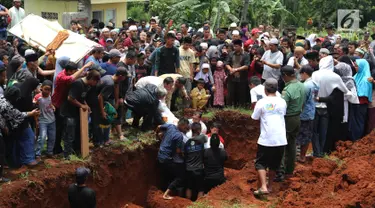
left=24, top=0, right=147, bottom=29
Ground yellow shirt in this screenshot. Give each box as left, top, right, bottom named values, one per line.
left=178, top=47, right=195, bottom=78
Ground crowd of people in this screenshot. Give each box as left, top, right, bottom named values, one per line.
left=1, top=0, right=375, bottom=202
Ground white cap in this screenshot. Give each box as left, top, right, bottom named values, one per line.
left=230, top=22, right=237, bottom=28
left=102, top=28, right=110, bottom=33
left=269, top=38, right=279, bottom=45
left=129, top=25, right=137, bottom=31
left=232, top=30, right=240, bottom=35
left=25, top=49, right=35, bottom=56
left=200, top=42, right=208, bottom=50
left=202, top=63, right=210, bottom=69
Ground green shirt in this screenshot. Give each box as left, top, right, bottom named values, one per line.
left=282, top=79, right=305, bottom=116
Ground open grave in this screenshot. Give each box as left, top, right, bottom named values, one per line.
left=0, top=109, right=374, bottom=208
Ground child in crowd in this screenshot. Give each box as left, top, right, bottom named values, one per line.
left=33, top=80, right=56, bottom=158
left=184, top=122, right=207, bottom=200
left=191, top=79, right=210, bottom=110
left=213, top=61, right=226, bottom=108
left=194, top=63, right=214, bottom=89
left=205, top=122, right=225, bottom=149
left=251, top=78, right=287, bottom=195
left=135, top=52, right=148, bottom=82
left=249, top=76, right=280, bottom=109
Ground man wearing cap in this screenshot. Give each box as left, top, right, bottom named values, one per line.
left=105, top=38, right=114, bottom=52
left=8, top=0, right=25, bottom=28
left=251, top=78, right=287, bottom=195
left=99, top=28, right=110, bottom=47
left=197, top=21, right=214, bottom=37
left=123, top=25, right=137, bottom=48
left=275, top=65, right=305, bottom=181
left=155, top=32, right=180, bottom=76
left=354, top=48, right=366, bottom=59
left=245, top=28, right=261, bottom=48
left=100, top=49, right=121, bottom=76
left=225, top=39, right=250, bottom=106
left=287, top=46, right=309, bottom=80
left=319, top=48, right=330, bottom=59
left=261, top=38, right=284, bottom=82
left=231, top=30, right=241, bottom=41
left=68, top=167, right=96, bottom=208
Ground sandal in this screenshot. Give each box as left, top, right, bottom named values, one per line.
left=253, top=188, right=270, bottom=196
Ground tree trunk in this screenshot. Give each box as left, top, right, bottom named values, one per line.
left=241, top=0, right=250, bottom=23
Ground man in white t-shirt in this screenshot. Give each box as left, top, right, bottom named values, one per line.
left=261, top=38, right=284, bottom=81
left=9, top=0, right=25, bottom=28
left=251, top=78, right=287, bottom=196
left=249, top=76, right=280, bottom=109
left=186, top=112, right=207, bottom=138
left=286, top=46, right=309, bottom=80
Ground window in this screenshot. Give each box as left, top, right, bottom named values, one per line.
left=105, top=9, right=116, bottom=26
left=41, top=12, right=58, bottom=20
left=92, top=11, right=103, bottom=22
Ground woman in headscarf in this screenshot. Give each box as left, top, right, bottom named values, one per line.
left=10, top=78, right=40, bottom=167
left=213, top=61, right=226, bottom=108
left=0, top=86, right=39, bottom=168
left=314, top=67, right=355, bottom=154
left=349, top=59, right=373, bottom=141
left=307, top=34, right=317, bottom=48
left=338, top=55, right=357, bottom=76
left=334, top=62, right=359, bottom=141
left=312, top=57, right=357, bottom=156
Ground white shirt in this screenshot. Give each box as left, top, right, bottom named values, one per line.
left=186, top=119, right=207, bottom=138
left=261, top=50, right=284, bottom=80
left=287, top=56, right=309, bottom=80
left=9, top=6, right=25, bottom=28
left=251, top=96, right=287, bottom=147
left=204, top=136, right=224, bottom=149
left=135, top=76, right=163, bottom=89
left=250, top=84, right=281, bottom=103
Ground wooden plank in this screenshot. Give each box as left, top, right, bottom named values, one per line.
left=80, top=108, right=89, bottom=158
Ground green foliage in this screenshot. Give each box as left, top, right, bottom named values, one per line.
left=127, top=2, right=150, bottom=23
left=19, top=171, right=29, bottom=179
left=187, top=201, right=214, bottom=208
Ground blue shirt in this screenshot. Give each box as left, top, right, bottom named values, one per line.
left=85, top=55, right=101, bottom=65
left=100, top=62, right=117, bottom=76
left=157, top=124, right=184, bottom=163
left=300, top=78, right=318, bottom=121
left=0, top=5, right=6, bottom=32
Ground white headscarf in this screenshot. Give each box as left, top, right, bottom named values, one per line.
left=319, top=56, right=334, bottom=71
left=307, top=34, right=317, bottom=47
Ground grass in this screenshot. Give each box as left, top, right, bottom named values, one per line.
left=222, top=203, right=258, bottom=208
left=223, top=107, right=253, bottom=115
left=19, top=171, right=29, bottom=179
left=187, top=201, right=214, bottom=208
left=68, top=155, right=87, bottom=163
left=44, top=163, right=52, bottom=169
left=323, top=154, right=345, bottom=167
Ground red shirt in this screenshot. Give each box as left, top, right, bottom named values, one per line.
left=52, top=70, right=74, bottom=108
left=123, top=37, right=133, bottom=47
left=207, top=133, right=225, bottom=144
left=245, top=38, right=259, bottom=47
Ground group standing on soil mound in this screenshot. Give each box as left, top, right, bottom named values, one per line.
left=0, top=3, right=375, bottom=206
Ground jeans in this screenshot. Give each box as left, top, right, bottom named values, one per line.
left=0, top=31, right=6, bottom=41
left=63, top=117, right=80, bottom=158
left=98, top=126, right=110, bottom=145
left=35, top=122, right=56, bottom=156
left=312, top=108, right=329, bottom=157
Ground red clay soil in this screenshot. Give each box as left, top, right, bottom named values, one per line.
left=280, top=133, right=375, bottom=208
left=0, top=144, right=160, bottom=208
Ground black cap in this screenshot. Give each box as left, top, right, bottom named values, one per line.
left=281, top=65, right=295, bottom=76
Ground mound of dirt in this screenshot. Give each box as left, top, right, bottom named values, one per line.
left=0, top=145, right=160, bottom=208
left=281, top=133, right=375, bottom=208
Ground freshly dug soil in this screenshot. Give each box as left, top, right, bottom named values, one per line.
left=0, top=144, right=160, bottom=208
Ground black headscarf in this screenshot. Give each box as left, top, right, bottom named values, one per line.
left=13, top=78, right=40, bottom=111
left=4, top=86, right=21, bottom=105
